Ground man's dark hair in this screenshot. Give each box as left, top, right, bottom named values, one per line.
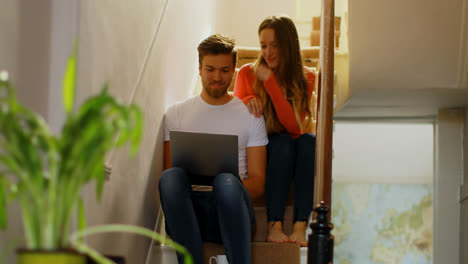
left=197, top=34, right=237, bottom=67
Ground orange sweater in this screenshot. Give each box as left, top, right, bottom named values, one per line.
left=233, top=63, right=316, bottom=138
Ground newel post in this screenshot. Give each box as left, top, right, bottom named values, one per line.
left=308, top=201, right=334, bottom=264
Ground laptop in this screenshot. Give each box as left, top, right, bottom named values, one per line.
left=170, top=131, right=239, bottom=185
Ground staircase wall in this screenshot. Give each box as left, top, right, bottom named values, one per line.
left=77, top=1, right=216, bottom=263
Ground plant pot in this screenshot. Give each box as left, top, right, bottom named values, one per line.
left=87, top=255, right=126, bottom=264
left=17, top=249, right=87, bottom=264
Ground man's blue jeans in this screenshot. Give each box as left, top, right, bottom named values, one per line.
left=266, top=133, right=316, bottom=223
left=159, top=167, right=255, bottom=264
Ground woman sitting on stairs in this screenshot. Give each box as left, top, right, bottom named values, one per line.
left=234, top=15, right=316, bottom=247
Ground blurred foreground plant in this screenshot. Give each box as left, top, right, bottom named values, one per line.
left=0, top=50, right=192, bottom=264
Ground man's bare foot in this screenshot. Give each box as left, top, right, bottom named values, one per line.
left=267, top=221, right=289, bottom=243
left=289, top=221, right=307, bottom=247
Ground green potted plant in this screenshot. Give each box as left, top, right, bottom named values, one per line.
left=0, top=51, right=192, bottom=264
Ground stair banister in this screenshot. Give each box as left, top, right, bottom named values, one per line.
left=308, top=0, right=335, bottom=263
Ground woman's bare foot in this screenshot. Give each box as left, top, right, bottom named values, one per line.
left=289, top=221, right=307, bottom=247
left=267, top=221, right=289, bottom=243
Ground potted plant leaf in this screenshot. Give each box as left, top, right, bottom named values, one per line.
left=0, top=51, right=192, bottom=264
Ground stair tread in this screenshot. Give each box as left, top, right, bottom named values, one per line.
left=203, top=242, right=301, bottom=264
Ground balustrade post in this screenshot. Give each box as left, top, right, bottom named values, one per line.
left=308, top=201, right=334, bottom=264
left=309, top=0, right=335, bottom=262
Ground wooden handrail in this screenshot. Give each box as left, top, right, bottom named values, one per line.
left=308, top=0, right=335, bottom=263
left=313, top=0, right=335, bottom=216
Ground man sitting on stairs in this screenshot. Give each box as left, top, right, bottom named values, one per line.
left=159, top=34, right=268, bottom=264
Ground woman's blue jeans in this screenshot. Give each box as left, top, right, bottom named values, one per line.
left=159, top=167, right=255, bottom=264
left=266, top=133, right=316, bottom=223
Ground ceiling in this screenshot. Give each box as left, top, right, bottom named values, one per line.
left=338, top=0, right=468, bottom=118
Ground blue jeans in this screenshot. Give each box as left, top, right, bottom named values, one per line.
left=266, top=133, right=316, bottom=223
left=159, top=167, right=255, bottom=264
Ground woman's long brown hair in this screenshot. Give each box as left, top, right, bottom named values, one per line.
left=254, top=15, right=312, bottom=134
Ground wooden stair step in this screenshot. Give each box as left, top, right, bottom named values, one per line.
left=203, top=191, right=300, bottom=263
left=203, top=242, right=300, bottom=264
left=201, top=195, right=301, bottom=263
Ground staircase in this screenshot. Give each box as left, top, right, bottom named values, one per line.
left=151, top=2, right=339, bottom=262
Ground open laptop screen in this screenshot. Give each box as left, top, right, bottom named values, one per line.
left=170, top=131, right=239, bottom=185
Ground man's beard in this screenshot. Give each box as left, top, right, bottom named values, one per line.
left=202, top=80, right=230, bottom=98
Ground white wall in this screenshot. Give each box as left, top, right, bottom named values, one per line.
left=47, top=0, right=78, bottom=134
left=349, top=0, right=467, bottom=91
left=77, top=1, right=216, bottom=263
left=333, top=122, right=434, bottom=184
left=0, top=0, right=18, bottom=79
left=15, top=0, right=52, bottom=119
left=434, top=108, right=464, bottom=264
left=214, top=0, right=294, bottom=46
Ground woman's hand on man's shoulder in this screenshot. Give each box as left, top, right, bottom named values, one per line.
left=247, top=97, right=263, bottom=118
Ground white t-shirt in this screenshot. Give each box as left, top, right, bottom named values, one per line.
left=164, top=95, right=268, bottom=179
